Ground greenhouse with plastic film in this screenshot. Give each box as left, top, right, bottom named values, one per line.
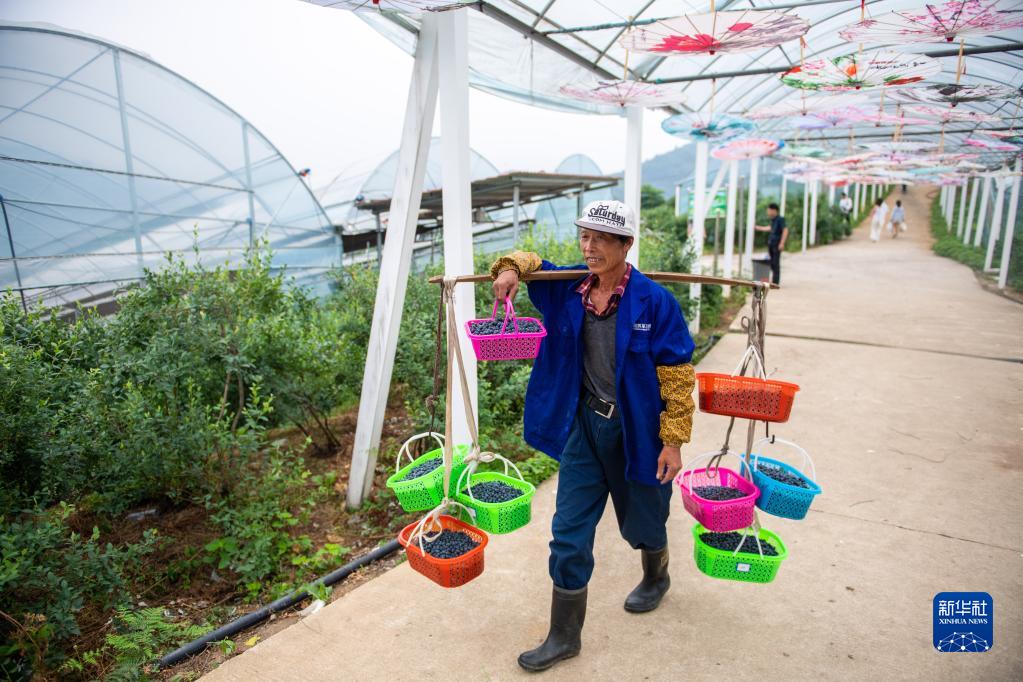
left=1, top=1, right=1022, bottom=681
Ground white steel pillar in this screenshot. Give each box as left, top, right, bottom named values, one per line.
left=947, top=185, right=957, bottom=226
left=939, top=186, right=948, bottom=223
left=780, top=175, right=787, bottom=217
left=690, top=140, right=708, bottom=333
left=974, top=175, right=992, bottom=248
left=998, top=158, right=1021, bottom=289
left=624, top=106, right=643, bottom=266
left=724, top=160, right=738, bottom=289
left=512, top=183, right=520, bottom=243
left=828, top=183, right=835, bottom=206
left=801, top=181, right=809, bottom=253
left=744, top=156, right=759, bottom=274
left=956, top=179, right=968, bottom=238
left=809, top=180, right=819, bottom=246
left=985, top=172, right=1007, bottom=271
left=674, top=183, right=682, bottom=217
left=347, top=16, right=440, bottom=509
left=965, top=176, right=980, bottom=244
left=438, top=8, right=477, bottom=447
left=853, top=183, right=860, bottom=219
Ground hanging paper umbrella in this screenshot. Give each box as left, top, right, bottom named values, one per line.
left=661, top=113, right=755, bottom=141
left=776, top=144, right=832, bottom=160
left=863, top=140, right=938, bottom=153
left=711, top=138, right=782, bottom=160
left=964, top=137, right=1022, bottom=151
left=619, top=10, right=809, bottom=56
left=747, top=93, right=869, bottom=120
left=839, top=107, right=932, bottom=127
left=839, top=1, right=1023, bottom=44
left=889, top=83, right=1018, bottom=107
left=983, top=130, right=1023, bottom=145
left=780, top=51, right=941, bottom=92
left=904, top=104, right=1002, bottom=124
left=559, top=79, right=687, bottom=108
left=303, top=0, right=465, bottom=11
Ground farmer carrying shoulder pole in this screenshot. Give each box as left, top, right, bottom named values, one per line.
left=489, top=200, right=697, bottom=672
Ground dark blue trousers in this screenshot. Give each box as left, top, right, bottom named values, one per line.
left=549, top=402, right=673, bottom=590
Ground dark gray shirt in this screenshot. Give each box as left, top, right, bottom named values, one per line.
left=582, top=310, right=617, bottom=403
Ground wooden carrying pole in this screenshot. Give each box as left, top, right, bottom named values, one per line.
left=429, top=270, right=779, bottom=289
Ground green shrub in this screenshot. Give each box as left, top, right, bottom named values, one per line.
left=0, top=503, right=157, bottom=677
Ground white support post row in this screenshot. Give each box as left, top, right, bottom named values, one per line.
left=974, top=175, right=992, bottom=248
left=998, top=157, right=1021, bottom=290
left=780, top=175, right=787, bottom=217
left=965, top=176, right=980, bottom=244
left=347, top=15, right=440, bottom=509
left=956, top=180, right=968, bottom=238
left=809, top=180, right=819, bottom=247
left=947, top=185, right=957, bottom=227
left=984, top=171, right=1007, bottom=272
left=724, top=160, right=738, bottom=292
left=801, top=181, right=809, bottom=253
left=437, top=8, right=477, bottom=447
left=624, top=106, right=643, bottom=266
left=690, top=140, right=708, bottom=334
left=744, top=157, right=759, bottom=275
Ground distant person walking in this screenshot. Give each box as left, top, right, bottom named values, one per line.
left=890, top=200, right=905, bottom=238
left=869, top=198, right=888, bottom=243
left=839, top=192, right=853, bottom=226
left=754, top=202, right=788, bottom=285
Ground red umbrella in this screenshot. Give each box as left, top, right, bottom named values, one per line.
left=619, top=9, right=809, bottom=56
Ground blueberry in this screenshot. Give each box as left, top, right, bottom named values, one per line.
left=466, top=480, right=524, bottom=504
left=421, top=530, right=480, bottom=559
left=402, top=458, right=441, bottom=481
left=757, top=463, right=810, bottom=489
left=692, top=485, right=748, bottom=501
left=699, top=531, right=780, bottom=557
left=469, top=315, right=543, bottom=336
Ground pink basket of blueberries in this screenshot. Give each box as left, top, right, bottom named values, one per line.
left=675, top=450, right=760, bottom=532
left=465, top=297, right=546, bottom=361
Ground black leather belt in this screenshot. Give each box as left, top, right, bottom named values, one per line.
left=583, top=391, right=617, bottom=419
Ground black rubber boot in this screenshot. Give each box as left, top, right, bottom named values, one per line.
left=517, top=585, right=587, bottom=672
left=624, top=547, right=670, bottom=613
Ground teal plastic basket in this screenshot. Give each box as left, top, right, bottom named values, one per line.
left=385, top=433, right=468, bottom=513
left=455, top=470, right=536, bottom=534
left=745, top=437, right=821, bottom=521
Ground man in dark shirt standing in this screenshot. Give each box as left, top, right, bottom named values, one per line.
left=755, top=202, right=788, bottom=285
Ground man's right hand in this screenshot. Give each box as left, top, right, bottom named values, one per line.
left=493, top=268, right=520, bottom=302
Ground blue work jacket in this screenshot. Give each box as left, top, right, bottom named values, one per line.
left=524, top=261, right=695, bottom=486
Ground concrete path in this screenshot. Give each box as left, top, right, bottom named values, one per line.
left=205, top=186, right=1023, bottom=681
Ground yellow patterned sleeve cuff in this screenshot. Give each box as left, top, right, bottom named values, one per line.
left=489, top=251, right=543, bottom=280
left=656, top=363, right=696, bottom=447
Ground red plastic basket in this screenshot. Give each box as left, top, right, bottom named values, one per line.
left=696, top=373, right=800, bottom=423
left=675, top=451, right=760, bottom=532
left=465, top=297, right=546, bottom=361
left=398, top=514, right=488, bottom=588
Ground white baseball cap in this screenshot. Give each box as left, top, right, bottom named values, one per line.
left=575, top=200, right=636, bottom=237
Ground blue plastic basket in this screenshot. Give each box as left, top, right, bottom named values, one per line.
left=746, top=438, right=821, bottom=520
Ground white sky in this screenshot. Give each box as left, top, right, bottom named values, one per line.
left=0, top=0, right=685, bottom=190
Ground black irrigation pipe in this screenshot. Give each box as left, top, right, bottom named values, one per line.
left=157, top=539, right=402, bottom=669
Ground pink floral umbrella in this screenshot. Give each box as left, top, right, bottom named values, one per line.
left=711, top=138, right=782, bottom=160
left=904, top=104, right=1001, bottom=123
left=780, top=51, right=941, bottom=92
left=303, top=0, right=465, bottom=11
left=889, top=83, right=1018, bottom=107
left=559, top=79, right=687, bottom=108
left=619, top=10, right=809, bottom=56
left=841, top=107, right=933, bottom=126
left=964, top=137, right=1022, bottom=151
left=839, top=1, right=1023, bottom=44
left=747, top=93, right=869, bottom=120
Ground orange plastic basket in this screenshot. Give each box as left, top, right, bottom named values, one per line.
left=397, top=514, right=488, bottom=588
left=696, top=373, right=800, bottom=423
